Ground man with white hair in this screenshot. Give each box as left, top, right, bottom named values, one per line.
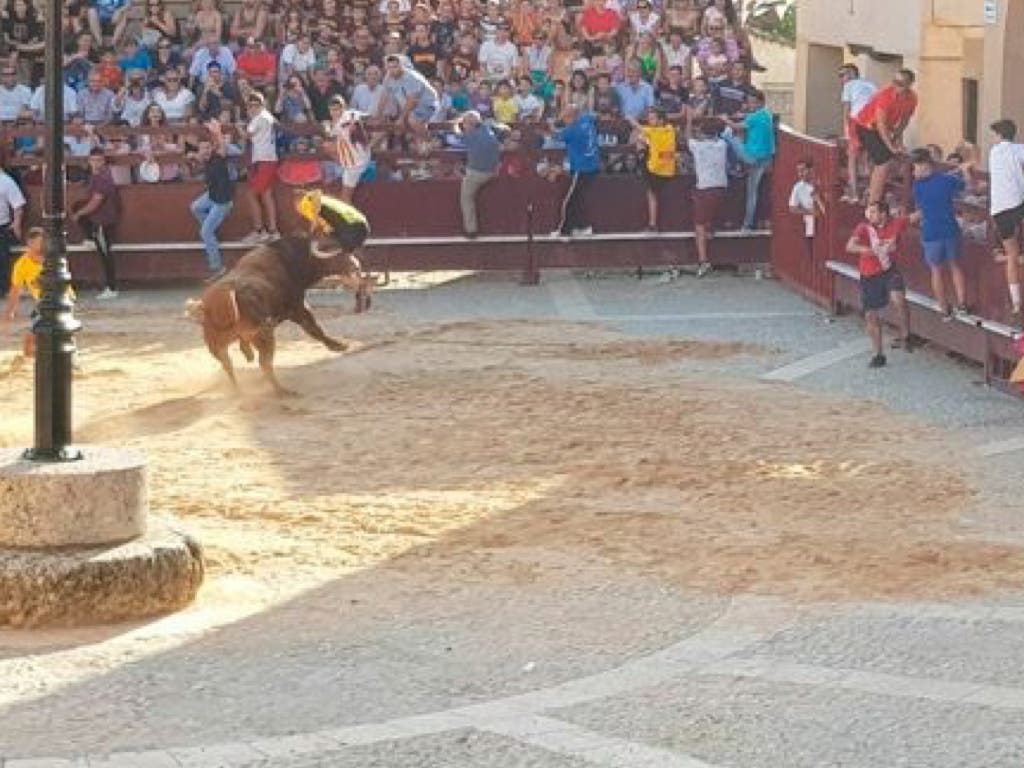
left=459, top=110, right=508, bottom=237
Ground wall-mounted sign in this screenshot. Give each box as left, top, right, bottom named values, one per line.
left=985, top=0, right=999, bottom=24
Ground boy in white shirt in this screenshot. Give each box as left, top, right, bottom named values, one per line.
left=686, top=117, right=728, bottom=278
left=513, top=76, right=543, bottom=122
left=243, top=92, right=280, bottom=243
left=988, top=118, right=1024, bottom=319
left=789, top=158, right=825, bottom=258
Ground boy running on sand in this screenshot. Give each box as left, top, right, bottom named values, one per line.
left=1, top=228, right=72, bottom=359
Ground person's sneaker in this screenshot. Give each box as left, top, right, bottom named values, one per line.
left=940, top=307, right=954, bottom=323
left=954, top=304, right=971, bottom=318
left=549, top=230, right=569, bottom=240
left=261, top=230, right=280, bottom=242
left=571, top=226, right=594, bottom=238
left=95, top=287, right=119, bottom=301
left=204, top=267, right=227, bottom=284
left=241, top=230, right=265, bottom=244
left=868, top=354, right=887, bottom=369
left=696, top=262, right=712, bottom=278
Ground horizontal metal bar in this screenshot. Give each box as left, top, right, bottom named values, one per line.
left=825, top=260, right=1020, bottom=340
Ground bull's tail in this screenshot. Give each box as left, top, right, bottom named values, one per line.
left=185, top=285, right=240, bottom=331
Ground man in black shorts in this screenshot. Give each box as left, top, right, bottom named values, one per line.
left=988, top=119, right=1024, bottom=319
left=853, top=69, right=918, bottom=204
left=846, top=200, right=913, bottom=368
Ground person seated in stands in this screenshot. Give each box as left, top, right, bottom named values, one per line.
left=113, top=69, right=150, bottom=126
left=152, top=69, right=196, bottom=122
left=235, top=37, right=277, bottom=101
left=275, top=73, right=314, bottom=124
left=137, top=102, right=184, bottom=180
left=0, top=65, right=32, bottom=123
left=306, top=67, right=346, bottom=123
left=615, top=59, right=655, bottom=120
left=695, top=15, right=738, bottom=77
left=656, top=64, right=689, bottom=119
left=64, top=31, right=99, bottom=92
left=116, top=38, right=151, bottom=76
left=351, top=64, right=389, bottom=122
left=93, top=47, right=123, bottom=90
left=229, top=0, right=268, bottom=53
left=189, top=0, right=225, bottom=57
left=712, top=60, right=753, bottom=117
left=688, top=75, right=711, bottom=117
left=407, top=23, right=444, bottom=81
left=150, top=36, right=184, bottom=88
left=78, top=68, right=117, bottom=124
left=141, top=0, right=180, bottom=50
left=3, top=0, right=44, bottom=83
left=514, top=75, right=544, bottom=122
left=87, top=0, right=130, bottom=47
left=190, top=32, right=237, bottom=91
left=661, top=30, right=693, bottom=82
left=629, top=31, right=664, bottom=85
left=279, top=32, right=318, bottom=86
left=198, top=62, right=238, bottom=122
left=577, top=0, right=621, bottom=58
left=29, top=81, right=80, bottom=121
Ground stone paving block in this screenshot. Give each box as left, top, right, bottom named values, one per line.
left=86, top=751, right=179, bottom=768
left=167, top=743, right=265, bottom=767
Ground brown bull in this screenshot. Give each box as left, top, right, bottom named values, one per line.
left=186, top=234, right=365, bottom=396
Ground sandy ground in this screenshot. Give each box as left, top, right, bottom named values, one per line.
left=1, top=295, right=1022, bottom=624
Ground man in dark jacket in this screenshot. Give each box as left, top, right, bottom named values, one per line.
left=190, top=119, right=235, bottom=280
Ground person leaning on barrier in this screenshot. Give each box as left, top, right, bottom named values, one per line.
left=457, top=110, right=510, bottom=238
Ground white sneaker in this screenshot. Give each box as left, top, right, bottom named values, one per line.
left=96, top=288, right=119, bottom=300
left=549, top=230, right=568, bottom=240
left=262, top=230, right=280, bottom=242
left=241, top=230, right=265, bottom=245
left=571, top=226, right=593, bottom=238
left=695, top=263, right=712, bottom=279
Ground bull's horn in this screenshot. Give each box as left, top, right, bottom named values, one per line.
left=311, top=240, right=344, bottom=260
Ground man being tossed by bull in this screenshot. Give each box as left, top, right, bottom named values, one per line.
left=296, top=189, right=377, bottom=312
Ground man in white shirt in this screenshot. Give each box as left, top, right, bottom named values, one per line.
left=514, top=76, right=543, bottom=121
left=152, top=71, right=195, bottom=122
left=0, top=168, right=26, bottom=298
left=351, top=65, right=388, bottom=119
left=478, top=25, right=519, bottom=83
left=839, top=64, right=876, bottom=202
left=243, top=92, right=279, bottom=243
left=988, top=119, right=1024, bottom=318
left=686, top=117, right=728, bottom=278
left=0, top=67, right=32, bottom=122
left=279, top=33, right=318, bottom=84
left=30, top=83, right=79, bottom=121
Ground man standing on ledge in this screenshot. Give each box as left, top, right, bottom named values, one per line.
left=189, top=119, right=234, bottom=282
left=71, top=148, right=121, bottom=300
left=853, top=68, right=918, bottom=205
left=553, top=102, right=600, bottom=239
left=988, top=119, right=1024, bottom=322
left=458, top=110, right=507, bottom=238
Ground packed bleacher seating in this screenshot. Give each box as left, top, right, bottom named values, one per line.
left=0, top=0, right=770, bottom=186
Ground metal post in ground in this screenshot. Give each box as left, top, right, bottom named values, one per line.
left=26, top=0, right=82, bottom=462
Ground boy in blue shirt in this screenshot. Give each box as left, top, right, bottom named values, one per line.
left=909, top=147, right=975, bottom=319
left=552, top=103, right=600, bottom=238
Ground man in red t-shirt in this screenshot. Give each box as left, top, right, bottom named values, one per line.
left=578, top=0, right=621, bottom=55
left=846, top=200, right=914, bottom=368
left=854, top=68, right=918, bottom=204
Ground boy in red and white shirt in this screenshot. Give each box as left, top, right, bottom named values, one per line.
left=328, top=95, right=371, bottom=204
left=846, top=200, right=914, bottom=368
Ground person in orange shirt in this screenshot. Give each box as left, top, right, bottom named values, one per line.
left=854, top=68, right=918, bottom=204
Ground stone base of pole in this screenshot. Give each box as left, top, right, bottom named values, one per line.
left=0, top=447, right=204, bottom=628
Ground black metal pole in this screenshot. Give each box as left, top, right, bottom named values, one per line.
left=26, top=0, right=81, bottom=462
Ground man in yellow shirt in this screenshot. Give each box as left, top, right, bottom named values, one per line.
left=2, top=227, right=44, bottom=358
left=634, top=106, right=678, bottom=233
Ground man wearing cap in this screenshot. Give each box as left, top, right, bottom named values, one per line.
left=458, top=110, right=508, bottom=237
left=189, top=119, right=234, bottom=280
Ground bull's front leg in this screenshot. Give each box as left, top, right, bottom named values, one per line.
left=291, top=302, right=349, bottom=352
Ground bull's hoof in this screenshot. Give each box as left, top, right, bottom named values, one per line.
left=326, top=339, right=349, bottom=353
left=275, top=387, right=299, bottom=399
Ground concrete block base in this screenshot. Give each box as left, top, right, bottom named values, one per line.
left=0, top=520, right=204, bottom=628
left=0, top=447, right=148, bottom=548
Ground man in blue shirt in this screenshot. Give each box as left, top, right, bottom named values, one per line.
left=909, top=147, right=975, bottom=318
left=458, top=110, right=509, bottom=237
left=723, top=89, right=776, bottom=229
left=88, top=0, right=130, bottom=47
left=553, top=103, right=600, bottom=238
left=614, top=60, right=655, bottom=121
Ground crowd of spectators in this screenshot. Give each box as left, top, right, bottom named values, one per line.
left=0, top=0, right=770, bottom=185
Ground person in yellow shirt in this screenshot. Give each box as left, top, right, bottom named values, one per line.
left=633, top=106, right=678, bottom=232
left=491, top=80, right=520, bottom=125
left=3, top=227, right=45, bottom=359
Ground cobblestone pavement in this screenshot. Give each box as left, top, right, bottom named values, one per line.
left=3, top=271, right=1024, bottom=767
